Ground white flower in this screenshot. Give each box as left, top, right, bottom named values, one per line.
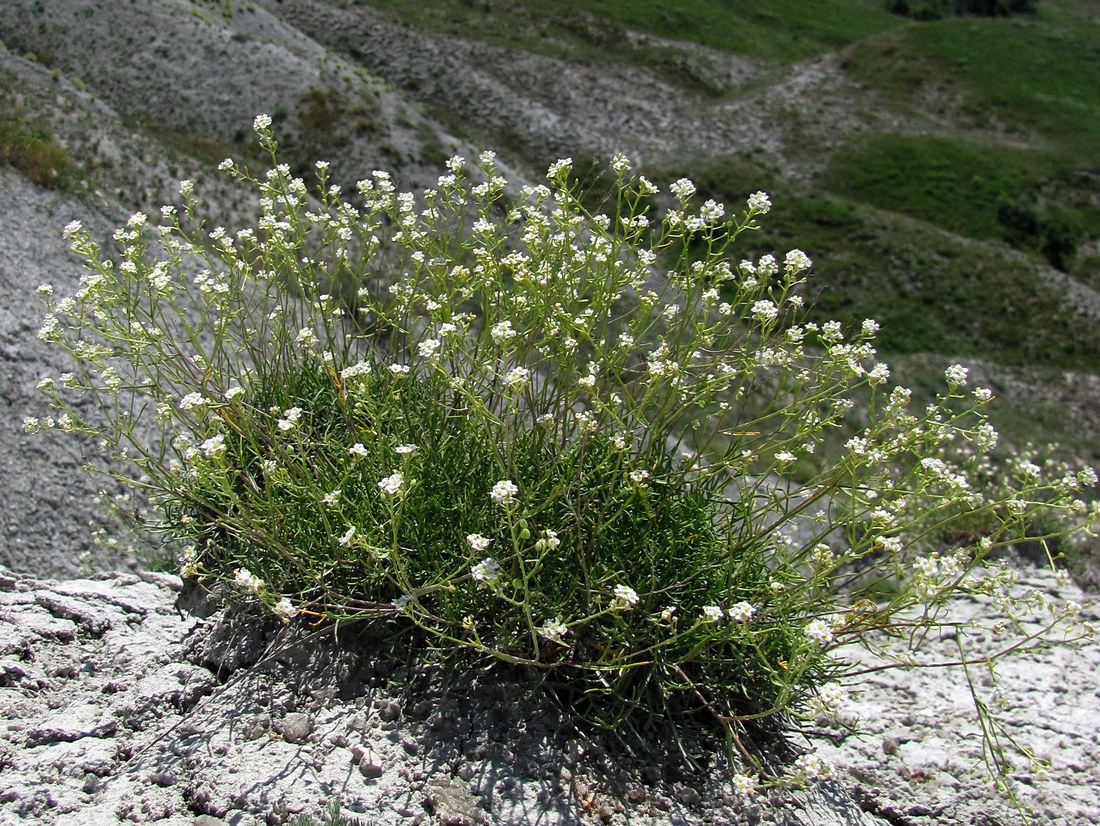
left=944, top=363, right=969, bottom=387
left=276, top=407, right=302, bottom=431
left=417, top=338, right=441, bottom=359
left=861, top=318, right=880, bottom=337
left=547, top=158, right=573, bottom=179
left=273, top=597, right=298, bottom=620
left=378, top=471, right=405, bottom=497
left=253, top=113, right=272, bottom=131
left=746, top=191, right=771, bottom=214
left=751, top=300, right=778, bottom=323
left=702, top=605, right=724, bottom=623
left=341, top=360, right=373, bottom=379
left=490, top=479, right=519, bottom=506
left=322, top=489, right=341, bottom=507
left=503, top=366, right=531, bottom=389
left=629, top=469, right=650, bottom=484
left=349, top=443, right=369, bottom=458
left=224, top=386, right=245, bottom=401
left=471, top=557, right=501, bottom=586
left=200, top=434, right=226, bottom=458
left=670, top=178, right=696, bottom=201
left=534, top=529, right=560, bottom=552
left=775, top=451, right=796, bottom=465
left=388, top=363, right=410, bottom=377
left=490, top=320, right=516, bottom=342
left=804, top=618, right=834, bottom=646
left=784, top=249, right=812, bottom=273
left=338, top=525, right=356, bottom=546
left=466, top=533, right=491, bottom=552
left=731, top=772, right=759, bottom=796
left=178, top=392, right=207, bottom=410
left=845, top=437, right=868, bottom=455
left=612, top=584, right=639, bottom=610
left=540, top=619, right=569, bottom=642
left=727, top=602, right=756, bottom=623
left=788, top=752, right=833, bottom=782
left=234, top=568, right=264, bottom=594
left=395, top=443, right=419, bottom=456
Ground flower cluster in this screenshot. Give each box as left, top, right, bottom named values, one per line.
left=33, top=122, right=1096, bottom=802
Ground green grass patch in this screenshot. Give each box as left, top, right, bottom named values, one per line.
left=842, top=11, right=1100, bottom=161
left=353, top=0, right=901, bottom=75
left=649, top=153, right=1100, bottom=370
left=0, top=105, right=81, bottom=190
left=822, top=133, right=1100, bottom=269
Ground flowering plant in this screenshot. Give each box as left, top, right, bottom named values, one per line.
left=33, top=117, right=1095, bottom=795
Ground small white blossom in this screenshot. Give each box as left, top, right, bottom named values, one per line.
left=200, top=434, right=226, bottom=458
left=612, top=584, right=640, bottom=610
left=490, top=479, right=519, bottom=506
left=731, top=772, right=759, bottom=796
left=490, top=320, right=517, bottom=342
left=944, top=363, right=969, bottom=387
left=727, top=602, right=756, bottom=623
left=466, top=533, right=491, bottom=552
left=540, top=618, right=569, bottom=643
left=338, top=525, right=356, bottom=546
left=804, top=618, right=834, bottom=646
left=276, top=407, right=303, bottom=431
left=378, top=471, right=405, bottom=497
left=418, top=338, right=441, bottom=360
left=273, top=597, right=298, bottom=620
left=784, top=249, right=812, bottom=273
left=503, top=366, right=530, bottom=389
left=234, top=568, right=264, bottom=594
left=395, top=443, right=419, bottom=456
left=471, top=557, right=501, bottom=586
left=178, top=392, right=207, bottom=411
left=702, top=605, right=724, bottom=623
left=670, top=178, right=696, bottom=201
left=751, top=300, right=778, bottom=323
left=746, top=191, right=771, bottom=214
left=547, top=158, right=573, bottom=179
left=349, top=443, right=369, bottom=458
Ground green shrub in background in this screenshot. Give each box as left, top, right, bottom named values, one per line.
left=32, top=117, right=1095, bottom=797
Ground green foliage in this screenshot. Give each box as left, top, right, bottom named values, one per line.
left=824, top=133, right=1096, bottom=269
left=648, top=154, right=1100, bottom=370
left=33, top=122, right=1095, bottom=793
left=842, top=12, right=1100, bottom=162
left=354, top=0, right=901, bottom=70
left=288, top=804, right=370, bottom=826
left=0, top=105, right=81, bottom=190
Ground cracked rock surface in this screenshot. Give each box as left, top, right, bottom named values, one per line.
left=0, top=564, right=1097, bottom=826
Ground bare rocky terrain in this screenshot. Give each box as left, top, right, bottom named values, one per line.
left=1, top=1, right=1098, bottom=824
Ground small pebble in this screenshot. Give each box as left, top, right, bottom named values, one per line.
left=359, top=757, right=384, bottom=779
left=279, top=713, right=313, bottom=744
